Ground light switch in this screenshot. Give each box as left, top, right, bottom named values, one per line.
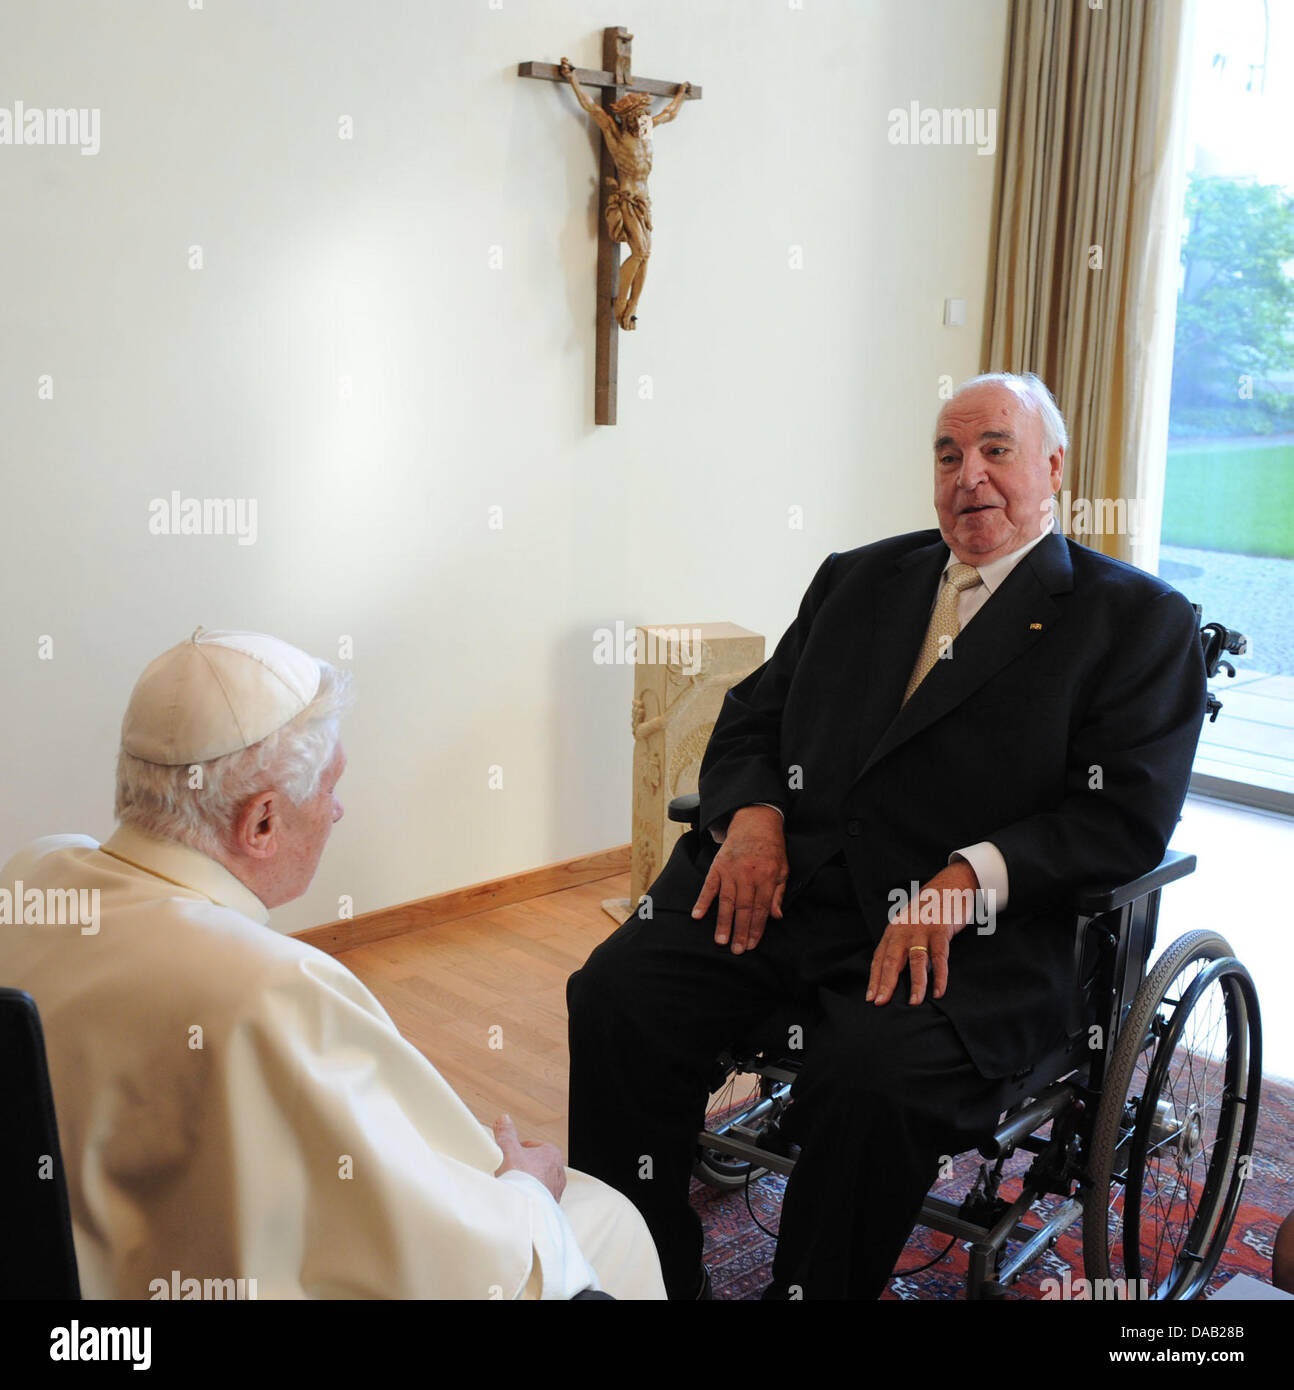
left=944, top=298, right=966, bottom=327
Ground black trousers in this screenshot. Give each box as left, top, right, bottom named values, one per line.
left=566, top=835, right=1011, bottom=1300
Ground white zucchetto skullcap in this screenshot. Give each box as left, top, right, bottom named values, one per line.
left=122, top=627, right=322, bottom=766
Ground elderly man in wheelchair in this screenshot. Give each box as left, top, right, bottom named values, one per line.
left=566, top=373, right=1262, bottom=1301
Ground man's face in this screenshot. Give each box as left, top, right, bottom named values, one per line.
left=266, top=741, right=346, bottom=906
left=634, top=113, right=653, bottom=138
left=932, top=383, right=1064, bottom=565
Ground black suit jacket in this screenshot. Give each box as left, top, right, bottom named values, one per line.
left=682, top=528, right=1206, bottom=1078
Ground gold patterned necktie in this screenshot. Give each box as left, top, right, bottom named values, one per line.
left=903, top=562, right=983, bottom=704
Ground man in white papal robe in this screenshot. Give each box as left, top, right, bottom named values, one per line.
left=0, top=628, right=665, bottom=1300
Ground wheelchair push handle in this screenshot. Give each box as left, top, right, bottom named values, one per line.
left=1193, top=605, right=1247, bottom=724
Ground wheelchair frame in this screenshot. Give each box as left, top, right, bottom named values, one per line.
left=680, top=615, right=1263, bottom=1301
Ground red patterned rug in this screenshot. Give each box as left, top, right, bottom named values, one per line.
left=695, top=1070, right=1294, bottom=1300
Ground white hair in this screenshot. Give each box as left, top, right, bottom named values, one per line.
left=114, top=660, right=353, bottom=856
left=947, top=372, right=1069, bottom=457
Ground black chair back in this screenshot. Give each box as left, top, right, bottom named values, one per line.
left=0, top=987, right=80, bottom=1298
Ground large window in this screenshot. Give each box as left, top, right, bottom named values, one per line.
left=1161, top=0, right=1294, bottom=811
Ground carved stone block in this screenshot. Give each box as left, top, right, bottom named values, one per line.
left=608, top=622, right=765, bottom=920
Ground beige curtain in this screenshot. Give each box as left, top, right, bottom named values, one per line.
left=983, top=0, right=1194, bottom=567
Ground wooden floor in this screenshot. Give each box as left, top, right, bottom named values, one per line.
left=337, top=872, right=627, bottom=1149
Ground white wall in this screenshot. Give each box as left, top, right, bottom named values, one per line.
left=0, top=0, right=1008, bottom=933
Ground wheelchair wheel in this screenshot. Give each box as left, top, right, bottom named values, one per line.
left=694, top=1144, right=768, bottom=1191
left=1083, top=929, right=1262, bottom=1300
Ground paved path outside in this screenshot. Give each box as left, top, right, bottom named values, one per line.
left=1160, top=545, right=1294, bottom=676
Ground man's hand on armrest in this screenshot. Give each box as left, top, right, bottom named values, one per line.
left=691, top=804, right=788, bottom=957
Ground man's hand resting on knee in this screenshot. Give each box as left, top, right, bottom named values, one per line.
left=493, top=1114, right=566, bottom=1201
left=691, top=804, right=789, bottom=956
left=867, top=861, right=981, bottom=1006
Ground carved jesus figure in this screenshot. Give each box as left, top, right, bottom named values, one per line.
left=559, top=57, right=690, bottom=331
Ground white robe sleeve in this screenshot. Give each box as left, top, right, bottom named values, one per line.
left=497, top=1171, right=601, bottom=1298
left=219, top=946, right=594, bottom=1299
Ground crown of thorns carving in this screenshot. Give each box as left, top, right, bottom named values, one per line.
left=609, top=92, right=653, bottom=119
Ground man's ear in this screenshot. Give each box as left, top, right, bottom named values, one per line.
left=1050, top=444, right=1065, bottom=490
left=231, top=790, right=280, bottom=860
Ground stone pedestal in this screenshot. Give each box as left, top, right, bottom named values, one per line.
left=602, top=622, right=765, bottom=923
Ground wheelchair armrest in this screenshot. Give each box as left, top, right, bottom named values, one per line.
left=668, top=793, right=702, bottom=826
left=1072, top=850, right=1196, bottom=916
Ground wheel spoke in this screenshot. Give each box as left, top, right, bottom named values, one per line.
left=1085, top=940, right=1260, bottom=1301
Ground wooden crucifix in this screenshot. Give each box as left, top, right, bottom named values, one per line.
left=520, top=28, right=701, bottom=425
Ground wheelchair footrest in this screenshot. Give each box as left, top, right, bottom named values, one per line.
left=991, top=1198, right=1083, bottom=1288
left=694, top=1127, right=798, bottom=1178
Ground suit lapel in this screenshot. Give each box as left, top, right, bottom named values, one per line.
left=851, top=531, right=1074, bottom=785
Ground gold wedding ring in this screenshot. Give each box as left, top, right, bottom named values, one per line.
left=908, top=945, right=929, bottom=956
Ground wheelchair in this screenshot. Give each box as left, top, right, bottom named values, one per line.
left=679, top=613, right=1262, bottom=1301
